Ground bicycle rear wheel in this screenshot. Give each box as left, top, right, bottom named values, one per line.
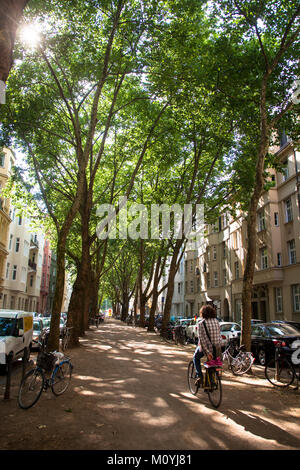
left=265, top=358, right=295, bottom=387
left=187, top=361, right=199, bottom=395
left=51, top=361, right=72, bottom=396
left=231, top=353, right=253, bottom=376
left=18, top=368, right=45, bottom=409
left=207, top=369, right=222, bottom=408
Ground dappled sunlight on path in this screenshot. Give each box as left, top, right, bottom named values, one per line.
left=0, top=317, right=299, bottom=450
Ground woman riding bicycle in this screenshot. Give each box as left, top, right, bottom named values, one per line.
left=193, top=304, right=222, bottom=384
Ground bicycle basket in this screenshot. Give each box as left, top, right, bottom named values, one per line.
left=37, top=351, right=56, bottom=371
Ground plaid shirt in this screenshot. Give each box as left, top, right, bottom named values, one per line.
left=197, top=318, right=222, bottom=356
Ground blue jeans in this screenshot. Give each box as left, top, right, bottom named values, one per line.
left=193, top=346, right=204, bottom=378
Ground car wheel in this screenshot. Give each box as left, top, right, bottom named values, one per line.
left=258, top=349, right=266, bottom=366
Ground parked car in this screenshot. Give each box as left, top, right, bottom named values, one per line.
left=39, top=316, right=66, bottom=343
left=186, top=318, right=201, bottom=344
left=0, top=310, right=33, bottom=371
left=31, top=318, right=46, bottom=351
left=220, top=322, right=241, bottom=348
left=251, top=322, right=300, bottom=365
left=271, top=320, right=300, bottom=332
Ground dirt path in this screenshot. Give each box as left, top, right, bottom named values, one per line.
left=0, top=318, right=299, bottom=451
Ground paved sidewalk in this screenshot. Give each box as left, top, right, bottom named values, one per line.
left=0, top=318, right=299, bottom=450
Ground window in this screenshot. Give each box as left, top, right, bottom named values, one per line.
left=232, top=231, right=238, bottom=249
left=223, top=269, right=227, bottom=286
left=260, top=248, right=268, bottom=270
left=285, top=198, right=293, bottom=222
left=178, top=282, right=181, bottom=294
left=277, top=253, right=282, bottom=266
left=288, top=239, right=296, bottom=265
left=30, top=275, right=34, bottom=287
left=12, top=265, right=17, bottom=281
left=9, top=234, right=13, bottom=250
left=219, top=214, right=227, bottom=231
left=190, top=260, right=193, bottom=272
left=274, top=212, right=279, bottom=226
left=275, top=287, right=283, bottom=313
left=5, top=262, right=10, bottom=279
left=190, top=280, right=194, bottom=293
left=292, top=285, right=300, bottom=312
left=213, top=246, right=217, bottom=261
left=213, top=271, right=218, bottom=287
left=235, top=261, right=240, bottom=279
left=258, top=210, right=266, bottom=231
left=18, top=215, right=22, bottom=226
left=222, top=241, right=226, bottom=258
left=0, top=151, right=5, bottom=167
left=282, top=160, right=289, bottom=181
left=15, top=237, right=20, bottom=253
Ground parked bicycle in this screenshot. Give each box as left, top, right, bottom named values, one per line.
left=222, top=338, right=255, bottom=376
left=172, top=325, right=188, bottom=345
left=265, top=341, right=299, bottom=389
left=61, top=326, right=73, bottom=352
left=18, top=339, right=73, bottom=409
left=187, top=358, right=223, bottom=408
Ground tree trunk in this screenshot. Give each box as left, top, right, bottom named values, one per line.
left=47, top=234, right=66, bottom=352
left=121, top=291, right=129, bottom=321
left=90, top=273, right=100, bottom=318
left=162, top=240, right=182, bottom=337
left=241, top=76, right=270, bottom=351
left=0, top=0, right=29, bottom=83
left=148, top=290, right=159, bottom=332
left=147, top=257, right=162, bottom=332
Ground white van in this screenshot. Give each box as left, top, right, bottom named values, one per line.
left=0, top=310, right=33, bottom=368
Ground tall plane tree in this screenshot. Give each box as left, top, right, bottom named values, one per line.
left=212, top=0, right=300, bottom=351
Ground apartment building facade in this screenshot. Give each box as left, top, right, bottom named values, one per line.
left=1, top=208, right=45, bottom=312
left=183, top=139, right=300, bottom=324
left=0, top=148, right=14, bottom=300
left=0, top=147, right=60, bottom=313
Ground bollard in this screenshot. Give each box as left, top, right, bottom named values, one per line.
left=4, top=355, right=12, bottom=400
left=22, top=348, right=29, bottom=380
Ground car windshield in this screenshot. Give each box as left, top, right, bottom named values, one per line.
left=0, top=317, right=15, bottom=336
left=266, top=324, right=300, bottom=337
